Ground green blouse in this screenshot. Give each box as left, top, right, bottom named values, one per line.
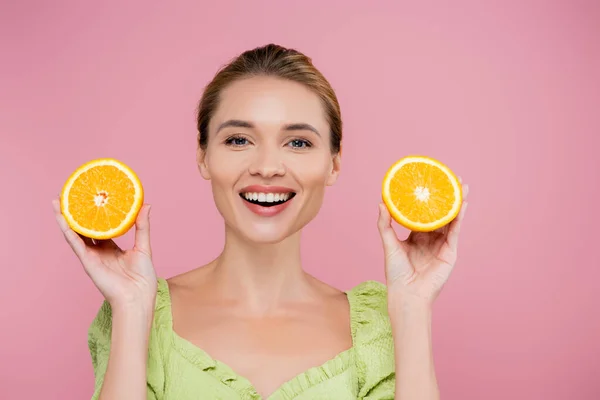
left=88, top=278, right=396, bottom=399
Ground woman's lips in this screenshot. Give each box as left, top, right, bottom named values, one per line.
left=239, top=192, right=296, bottom=217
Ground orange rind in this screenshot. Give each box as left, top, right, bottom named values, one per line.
left=60, top=158, right=144, bottom=239
left=382, top=156, right=462, bottom=232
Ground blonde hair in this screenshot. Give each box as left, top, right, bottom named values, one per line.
left=196, top=43, right=342, bottom=154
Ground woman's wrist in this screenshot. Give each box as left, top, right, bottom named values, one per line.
left=111, top=298, right=156, bottom=333
left=387, top=290, right=433, bottom=318
left=112, top=304, right=155, bottom=321
left=110, top=291, right=156, bottom=313
left=106, top=280, right=158, bottom=312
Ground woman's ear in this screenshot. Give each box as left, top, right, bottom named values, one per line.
left=326, top=153, right=341, bottom=186
left=197, top=146, right=211, bottom=180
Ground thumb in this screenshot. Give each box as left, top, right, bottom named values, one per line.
left=134, top=204, right=152, bottom=256
left=377, top=203, right=401, bottom=258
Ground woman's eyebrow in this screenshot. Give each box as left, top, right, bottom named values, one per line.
left=216, top=120, right=321, bottom=137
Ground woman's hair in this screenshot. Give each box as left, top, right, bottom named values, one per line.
left=196, top=43, right=342, bottom=154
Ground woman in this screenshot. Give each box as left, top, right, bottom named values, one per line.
left=53, top=43, right=469, bottom=400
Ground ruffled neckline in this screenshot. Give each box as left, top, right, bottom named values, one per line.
left=154, top=278, right=387, bottom=399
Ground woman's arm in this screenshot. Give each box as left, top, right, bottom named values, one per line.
left=97, top=301, right=155, bottom=400
left=388, top=295, right=438, bottom=400
left=376, top=182, right=469, bottom=400
left=53, top=200, right=158, bottom=399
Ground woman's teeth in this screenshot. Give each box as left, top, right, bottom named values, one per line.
left=242, top=192, right=293, bottom=204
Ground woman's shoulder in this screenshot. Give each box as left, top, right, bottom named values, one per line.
left=347, top=279, right=391, bottom=326
left=346, top=281, right=392, bottom=346
left=347, top=280, right=395, bottom=394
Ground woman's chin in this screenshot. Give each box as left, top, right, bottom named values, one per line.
left=239, top=227, right=295, bottom=245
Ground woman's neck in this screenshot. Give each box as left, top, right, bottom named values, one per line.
left=208, top=226, right=312, bottom=313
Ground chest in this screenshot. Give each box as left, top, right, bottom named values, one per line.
left=162, top=349, right=359, bottom=400
left=172, top=304, right=352, bottom=398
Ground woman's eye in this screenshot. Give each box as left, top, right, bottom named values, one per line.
left=225, top=136, right=249, bottom=146
left=288, top=139, right=311, bottom=149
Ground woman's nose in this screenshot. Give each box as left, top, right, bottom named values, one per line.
left=248, top=147, right=286, bottom=178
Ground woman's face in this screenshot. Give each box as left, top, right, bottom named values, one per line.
left=198, top=76, right=341, bottom=244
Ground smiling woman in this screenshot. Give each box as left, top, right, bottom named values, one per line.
left=53, top=43, right=469, bottom=400
left=196, top=71, right=341, bottom=245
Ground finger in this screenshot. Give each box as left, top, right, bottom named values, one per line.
left=74, top=228, right=121, bottom=254
left=78, top=233, right=95, bottom=247
left=434, top=225, right=449, bottom=235
left=446, top=200, right=468, bottom=250
left=90, top=236, right=121, bottom=252
left=134, top=204, right=152, bottom=256
left=377, top=203, right=401, bottom=257
left=52, top=199, right=86, bottom=259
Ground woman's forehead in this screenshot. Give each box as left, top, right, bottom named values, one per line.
left=211, top=76, right=329, bottom=133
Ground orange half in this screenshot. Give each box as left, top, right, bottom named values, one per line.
left=382, top=156, right=462, bottom=232
left=60, top=158, right=144, bottom=239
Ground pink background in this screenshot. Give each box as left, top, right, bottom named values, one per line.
left=1, top=0, right=599, bottom=399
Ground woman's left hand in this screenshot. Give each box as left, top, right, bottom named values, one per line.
left=377, top=181, right=469, bottom=305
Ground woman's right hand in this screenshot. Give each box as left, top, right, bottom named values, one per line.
left=52, top=199, right=157, bottom=308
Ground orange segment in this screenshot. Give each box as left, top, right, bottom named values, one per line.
left=382, top=156, right=462, bottom=232
left=60, top=158, right=144, bottom=239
